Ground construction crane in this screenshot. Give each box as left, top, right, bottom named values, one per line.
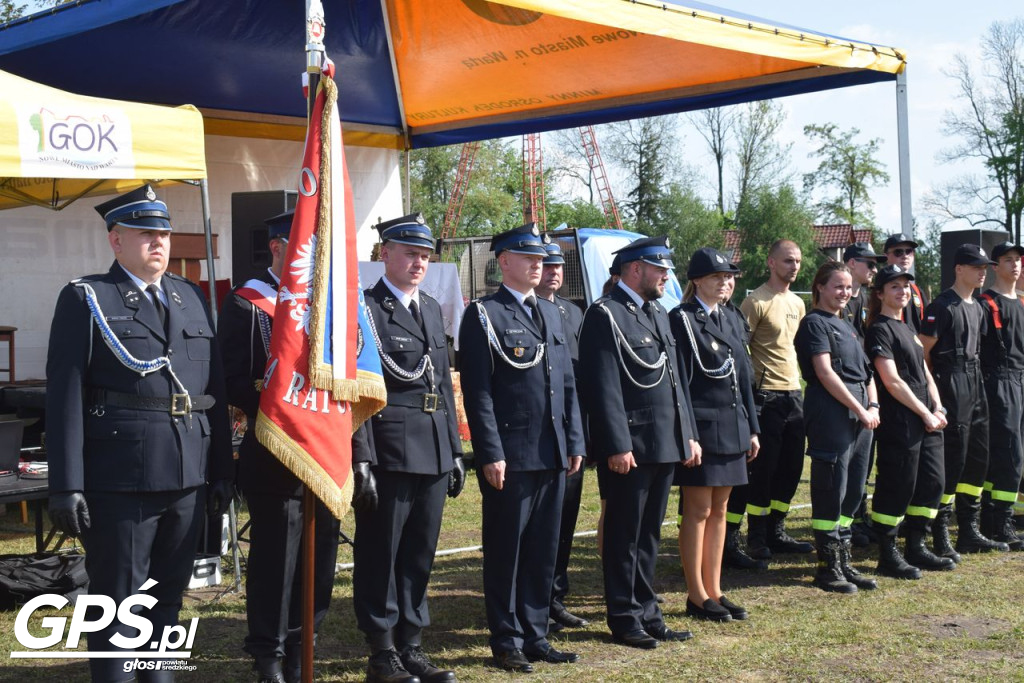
left=441, top=140, right=480, bottom=239
left=579, top=126, right=623, bottom=230
left=441, top=127, right=622, bottom=237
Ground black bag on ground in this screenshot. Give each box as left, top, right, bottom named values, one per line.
left=0, top=551, right=88, bottom=610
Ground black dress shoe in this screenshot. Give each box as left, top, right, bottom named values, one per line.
left=612, top=630, right=659, bottom=650
left=400, top=645, right=456, bottom=682
left=686, top=598, right=732, bottom=622
left=367, top=648, right=421, bottom=683
left=254, top=656, right=286, bottom=683
left=550, top=607, right=589, bottom=628
left=645, top=623, right=694, bottom=642
left=716, top=595, right=748, bottom=620
left=524, top=644, right=579, bottom=663
left=493, top=648, right=534, bottom=673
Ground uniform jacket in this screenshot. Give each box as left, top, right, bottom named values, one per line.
left=578, top=285, right=698, bottom=464
left=553, top=294, right=584, bottom=368
left=671, top=302, right=759, bottom=455
left=358, top=279, right=461, bottom=474
left=46, top=262, right=232, bottom=493
left=218, top=270, right=305, bottom=496
left=458, top=286, right=585, bottom=471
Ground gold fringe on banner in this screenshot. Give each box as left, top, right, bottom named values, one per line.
left=254, top=409, right=354, bottom=521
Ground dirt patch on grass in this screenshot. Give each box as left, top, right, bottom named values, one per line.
left=916, top=614, right=1012, bottom=640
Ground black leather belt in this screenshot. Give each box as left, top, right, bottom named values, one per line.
left=386, top=393, right=445, bottom=413
left=90, top=389, right=214, bottom=415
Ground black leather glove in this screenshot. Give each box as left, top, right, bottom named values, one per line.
left=206, top=479, right=235, bottom=517
left=448, top=456, right=466, bottom=498
left=352, top=461, right=378, bottom=514
left=49, top=491, right=90, bottom=538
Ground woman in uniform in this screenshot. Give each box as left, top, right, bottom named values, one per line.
left=794, top=262, right=879, bottom=593
left=864, top=265, right=953, bottom=579
left=671, top=247, right=759, bottom=622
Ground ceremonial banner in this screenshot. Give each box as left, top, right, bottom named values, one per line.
left=255, top=70, right=386, bottom=520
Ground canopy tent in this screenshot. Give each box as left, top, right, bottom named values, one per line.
left=0, top=0, right=904, bottom=149
left=0, top=68, right=221, bottom=316
left=0, top=68, right=207, bottom=210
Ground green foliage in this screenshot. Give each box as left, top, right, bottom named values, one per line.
left=0, top=0, right=27, bottom=23
left=734, top=184, right=821, bottom=293
left=802, top=123, right=889, bottom=227
left=545, top=197, right=608, bottom=229
left=605, top=116, right=680, bottom=232
left=914, top=220, right=943, bottom=299
left=658, top=182, right=724, bottom=261
left=404, top=140, right=521, bottom=238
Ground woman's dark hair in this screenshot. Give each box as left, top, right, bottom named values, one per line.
left=810, top=261, right=850, bottom=307
left=865, top=283, right=884, bottom=329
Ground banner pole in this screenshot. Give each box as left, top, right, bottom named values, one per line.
left=302, top=5, right=324, bottom=683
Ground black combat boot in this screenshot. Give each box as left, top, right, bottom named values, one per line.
left=839, top=539, right=877, bottom=589
left=932, top=504, right=962, bottom=564
left=989, top=504, right=1024, bottom=551
left=254, top=656, right=286, bottom=683
left=812, top=538, right=857, bottom=593
left=723, top=523, right=768, bottom=570
left=367, top=648, right=421, bottom=683
left=877, top=535, right=922, bottom=580
left=768, top=510, right=813, bottom=554
left=904, top=527, right=956, bottom=570
left=746, top=514, right=772, bottom=560
left=955, top=494, right=1010, bottom=553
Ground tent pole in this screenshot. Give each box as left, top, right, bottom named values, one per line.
left=896, top=69, right=913, bottom=239
left=199, top=178, right=219, bottom=323
left=404, top=149, right=411, bottom=214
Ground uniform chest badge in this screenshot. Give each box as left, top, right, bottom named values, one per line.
left=711, top=340, right=720, bottom=351
left=514, top=347, right=525, bottom=358
left=171, top=291, right=183, bottom=306
left=913, top=294, right=921, bottom=307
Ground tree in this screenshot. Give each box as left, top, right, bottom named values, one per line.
left=925, top=19, right=1024, bottom=244
left=1, top=0, right=27, bottom=23
left=734, top=184, right=820, bottom=294
left=605, top=116, right=681, bottom=233
left=404, top=139, right=521, bottom=238
left=548, top=128, right=596, bottom=205
left=802, top=123, right=889, bottom=227
left=688, top=107, right=735, bottom=217
left=913, top=220, right=943, bottom=299
left=545, top=197, right=607, bottom=230
left=658, top=183, right=724, bottom=260
left=734, top=100, right=792, bottom=216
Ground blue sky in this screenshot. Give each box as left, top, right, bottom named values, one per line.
left=673, top=1, right=1010, bottom=236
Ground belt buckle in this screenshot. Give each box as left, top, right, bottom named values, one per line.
left=170, top=393, right=192, bottom=416
left=422, top=393, right=439, bottom=413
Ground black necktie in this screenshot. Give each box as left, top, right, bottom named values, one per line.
left=642, top=301, right=658, bottom=325
left=710, top=307, right=722, bottom=329
left=525, top=296, right=546, bottom=337
left=408, top=299, right=425, bottom=334
left=147, top=284, right=168, bottom=333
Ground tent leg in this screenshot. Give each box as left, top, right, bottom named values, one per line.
left=200, top=178, right=219, bottom=323
left=896, top=69, right=913, bottom=239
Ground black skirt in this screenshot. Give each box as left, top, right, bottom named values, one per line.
left=674, top=450, right=747, bottom=488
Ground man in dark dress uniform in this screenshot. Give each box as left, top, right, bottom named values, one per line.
left=535, top=241, right=588, bottom=631
left=920, top=243, right=1008, bottom=559
left=218, top=211, right=342, bottom=683
left=885, top=233, right=928, bottom=334
left=577, top=236, right=700, bottom=650
left=978, top=242, right=1024, bottom=549
left=459, top=223, right=585, bottom=673
left=46, top=185, right=234, bottom=682
left=352, top=214, right=465, bottom=683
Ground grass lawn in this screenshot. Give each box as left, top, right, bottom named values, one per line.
left=1, top=468, right=1023, bottom=682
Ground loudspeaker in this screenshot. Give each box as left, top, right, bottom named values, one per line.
left=939, top=228, right=1009, bottom=291
left=231, top=190, right=298, bottom=286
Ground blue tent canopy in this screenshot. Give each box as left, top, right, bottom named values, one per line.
left=0, top=0, right=904, bottom=149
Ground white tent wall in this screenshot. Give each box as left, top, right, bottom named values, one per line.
left=0, top=136, right=401, bottom=381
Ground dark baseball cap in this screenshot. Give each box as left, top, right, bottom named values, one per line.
left=991, top=241, right=1024, bottom=260
left=843, top=242, right=881, bottom=262
left=883, top=233, right=919, bottom=252
left=873, top=264, right=915, bottom=288
left=954, top=243, right=997, bottom=266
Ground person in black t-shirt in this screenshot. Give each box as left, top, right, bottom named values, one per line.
left=978, top=241, right=1024, bottom=550
left=865, top=265, right=953, bottom=578
left=795, top=262, right=879, bottom=593
left=843, top=242, right=880, bottom=342
left=920, top=244, right=1008, bottom=557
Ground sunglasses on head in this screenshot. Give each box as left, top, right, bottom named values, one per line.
left=890, top=247, right=915, bottom=257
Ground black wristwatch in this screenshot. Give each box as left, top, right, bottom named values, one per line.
left=867, top=402, right=880, bottom=410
